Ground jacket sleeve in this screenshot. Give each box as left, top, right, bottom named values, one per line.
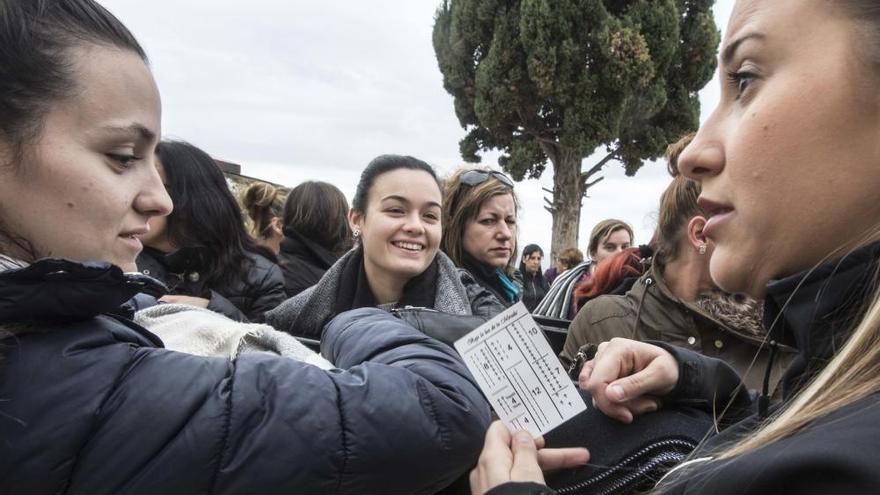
left=73, top=308, right=491, bottom=495
left=486, top=482, right=558, bottom=495
left=655, top=342, right=754, bottom=426
left=243, top=261, right=287, bottom=322
left=206, top=289, right=250, bottom=322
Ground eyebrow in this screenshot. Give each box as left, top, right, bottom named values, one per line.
left=99, top=124, right=157, bottom=142
left=382, top=195, right=441, bottom=209
left=721, top=32, right=766, bottom=66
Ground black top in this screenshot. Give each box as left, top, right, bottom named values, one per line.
left=277, top=226, right=340, bottom=297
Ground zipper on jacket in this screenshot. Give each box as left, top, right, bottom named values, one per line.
left=630, top=276, right=653, bottom=339
left=554, top=438, right=696, bottom=495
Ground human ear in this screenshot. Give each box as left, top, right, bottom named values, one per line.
left=686, top=216, right=708, bottom=249
left=348, top=208, right=363, bottom=236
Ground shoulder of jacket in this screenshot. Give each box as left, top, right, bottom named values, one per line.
left=581, top=295, right=633, bottom=324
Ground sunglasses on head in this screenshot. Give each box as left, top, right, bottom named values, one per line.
left=459, top=169, right=515, bottom=189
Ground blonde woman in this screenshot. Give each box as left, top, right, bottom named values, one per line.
left=472, top=0, right=880, bottom=493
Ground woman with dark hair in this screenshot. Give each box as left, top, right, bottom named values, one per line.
left=0, top=4, right=490, bottom=492
left=266, top=155, right=503, bottom=342
left=241, top=181, right=285, bottom=256
left=473, top=1, right=880, bottom=493
left=441, top=168, right=522, bottom=308
left=519, top=244, right=548, bottom=312
left=136, top=140, right=286, bottom=322
left=277, top=181, right=352, bottom=297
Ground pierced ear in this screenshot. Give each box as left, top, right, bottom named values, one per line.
left=348, top=208, right=362, bottom=235
left=686, top=216, right=708, bottom=249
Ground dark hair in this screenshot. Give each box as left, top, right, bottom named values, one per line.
left=157, top=140, right=274, bottom=287
left=441, top=167, right=519, bottom=276
left=283, top=181, right=353, bottom=256
left=351, top=155, right=440, bottom=214
left=0, top=0, right=146, bottom=160
left=242, top=182, right=285, bottom=240
left=518, top=244, right=543, bottom=275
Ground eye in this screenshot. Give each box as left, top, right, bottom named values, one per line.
left=423, top=211, right=440, bottom=221
left=107, top=153, right=141, bottom=169
left=726, top=70, right=757, bottom=100
left=385, top=207, right=405, bottom=216
left=479, top=218, right=496, bottom=226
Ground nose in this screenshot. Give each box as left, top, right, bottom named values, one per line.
left=402, top=211, right=426, bottom=235
left=495, top=221, right=512, bottom=240
left=134, top=162, right=173, bottom=218
left=676, top=114, right=725, bottom=183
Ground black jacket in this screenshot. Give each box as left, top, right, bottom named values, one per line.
left=0, top=259, right=491, bottom=495
left=520, top=270, right=549, bottom=312
left=277, top=226, right=340, bottom=297
left=137, top=247, right=286, bottom=322
left=491, top=242, right=880, bottom=495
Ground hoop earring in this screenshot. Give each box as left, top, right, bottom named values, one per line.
left=698, top=242, right=707, bottom=255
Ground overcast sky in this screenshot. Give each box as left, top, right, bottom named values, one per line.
left=105, top=0, right=735, bottom=269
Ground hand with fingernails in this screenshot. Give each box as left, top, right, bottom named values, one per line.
left=470, top=421, right=590, bottom=494
left=578, top=338, right=680, bottom=424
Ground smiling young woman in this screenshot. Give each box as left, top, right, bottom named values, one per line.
left=0, top=3, right=490, bottom=493
left=266, top=155, right=506, bottom=341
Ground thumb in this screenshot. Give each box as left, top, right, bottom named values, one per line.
left=607, top=366, right=659, bottom=403
left=509, top=431, right=545, bottom=484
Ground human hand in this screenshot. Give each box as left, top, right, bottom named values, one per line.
left=578, top=338, right=679, bottom=424
left=158, top=294, right=211, bottom=308
left=470, top=421, right=590, bottom=494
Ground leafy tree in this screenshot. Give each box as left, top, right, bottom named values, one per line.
left=433, top=0, right=719, bottom=257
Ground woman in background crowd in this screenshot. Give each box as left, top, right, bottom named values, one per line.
left=442, top=168, right=522, bottom=308
left=267, top=156, right=504, bottom=342
left=473, top=0, right=880, bottom=492
left=0, top=2, right=490, bottom=494
left=520, top=244, right=548, bottom=312
left=242, top=181, right=285, bottom=256
left=137, top=140, right=286, bottom=322
left=277, top=181, right=352, bottom=297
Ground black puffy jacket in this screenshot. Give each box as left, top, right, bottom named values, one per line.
left=137, top=247, right=286, bottom=322
left=0, top=259, right=492, bottom=495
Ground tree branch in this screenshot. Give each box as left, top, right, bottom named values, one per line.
left=584, top=176, right=605, bottom=190
left=542, top=187, right=554, bottom=195
left=580, top=148, right=619, bottom=181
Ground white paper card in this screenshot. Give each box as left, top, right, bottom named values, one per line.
left=454, top=302, right=587, bottom=437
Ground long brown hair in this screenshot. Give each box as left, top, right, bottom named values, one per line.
left=283, top=181, right=352, bottom=257
left=441, top=167, right=519, bottom=276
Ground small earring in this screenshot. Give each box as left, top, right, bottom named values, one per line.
left=353, top=229, right=360, bottom=239
left=698, top=242, right=707, bottom=255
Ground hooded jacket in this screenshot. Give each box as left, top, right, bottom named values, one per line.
left=561, top=264, right=795, bottom=392
left=0, top=258, right=491, bottom=495
left=490, top=242, right=880, bottom=495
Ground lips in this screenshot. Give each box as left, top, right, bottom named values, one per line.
left=391, top=241, right=425, bottom=252
left=698, top=197, right=735, bottom=240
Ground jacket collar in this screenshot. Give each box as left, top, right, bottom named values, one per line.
left=281, top=226, right=338, bottom=269
left=0, top=258, right=167, bottom=324
left=763, top=241, right=880, bottom=395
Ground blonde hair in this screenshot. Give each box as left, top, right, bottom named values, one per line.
left=241, top=182, right=285, bottom=240
left=441, top=167, right=519, bottom=276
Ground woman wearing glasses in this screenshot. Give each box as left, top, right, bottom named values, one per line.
left=266, top=156, right=504, bottom=344
left=441, top=168, right=522, bottom=308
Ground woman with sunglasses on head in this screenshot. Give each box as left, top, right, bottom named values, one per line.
left=0, top=3, right=490, bottom=493
left=265, top=155, right=505, bottom=345
left=442, top=168, right=523, bottom=309
left=471, top=1, right=880, bottom=493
